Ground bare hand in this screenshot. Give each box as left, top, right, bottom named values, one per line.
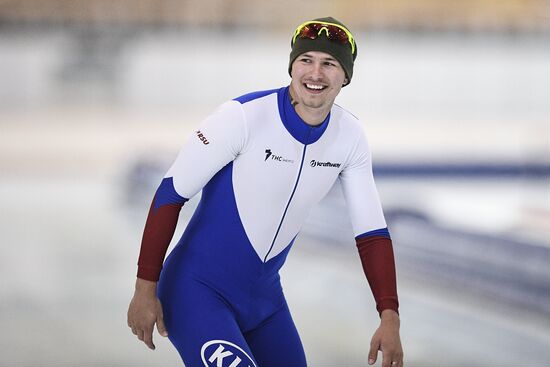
left=368, top=310, right=403, bottom=367
left=127, top=278, right=168, bottom=350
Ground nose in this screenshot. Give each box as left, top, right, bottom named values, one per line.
left=308, top=61, right=324, bottom=80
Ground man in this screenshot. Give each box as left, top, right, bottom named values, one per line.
left=128, top=16, right=403, bottom=367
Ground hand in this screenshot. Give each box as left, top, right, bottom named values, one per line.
left=127, top=278, right=168, bottom=350
left=368, top=309, right=403, bottom=367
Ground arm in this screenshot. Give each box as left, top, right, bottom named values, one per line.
left=127, top=101, right=248, bottom=349
left=339, top=130, right=403, bottom=366
left=357, top=232, right=402, bottom=366
left=127, top=177, right=187, bottom=349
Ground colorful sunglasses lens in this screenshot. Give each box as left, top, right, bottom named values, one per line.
left=298, top=23, right=349, bottom=44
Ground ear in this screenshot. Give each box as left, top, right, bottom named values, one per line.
left=342, top=78, right=349, bottom=86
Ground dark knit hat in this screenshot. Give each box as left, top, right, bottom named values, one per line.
left=289, top=16, right=357, bottom=86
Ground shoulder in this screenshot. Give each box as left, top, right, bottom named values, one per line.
left=330, top=104, right=372, bottom=170
left=331, top=103, right=368, bottom=141
left=231, top=88, right=282, bottom=129
left=332, top=103, right=361, bottom=126
left=233, top=88, right=281, bottom=105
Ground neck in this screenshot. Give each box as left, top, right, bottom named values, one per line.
left=289, top=87, right=331, bottom=126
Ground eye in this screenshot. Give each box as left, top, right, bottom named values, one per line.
left=324, top=61, right=336, bottom=67
left=299, top=58, right=312, bottom=63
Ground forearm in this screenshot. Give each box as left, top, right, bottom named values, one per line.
left=137, top=177, right=187, bottom=281
left=356, top=229, right=399, bottom=315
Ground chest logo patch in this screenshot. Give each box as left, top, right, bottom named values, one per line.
left=264, top=148, right=295, bottom=164
left=310, top=160, right=341, bottom=168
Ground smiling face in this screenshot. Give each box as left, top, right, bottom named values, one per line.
left=289, top=51, right=348, bottom=125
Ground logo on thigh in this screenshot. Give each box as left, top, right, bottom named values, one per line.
left=201, top=339, right=257, bottom=367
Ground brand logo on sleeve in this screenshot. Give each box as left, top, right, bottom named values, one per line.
left=310, top=160, right=341, bottom=168
left=264, top=148, right=294, bottom=164
left=196, top=130, right=210, bottom=145
left=201, top=340, right=256, bottom=367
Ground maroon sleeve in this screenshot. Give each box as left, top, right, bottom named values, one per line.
left=356, top=236, right=399, bottom=315
left=136, top=177, right=188, bottom=281
left=136, top=199, right=183, bottom=281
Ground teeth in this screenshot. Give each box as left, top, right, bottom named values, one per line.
left=306, top=84, right=324, bottom=90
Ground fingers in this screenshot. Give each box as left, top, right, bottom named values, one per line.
left=368, top=339, right=379, bottom=365
left=142, top=327, right=156, bottom=350
left=127, top=297, right=166, bottom=350
left=382, top=350, right=404, bottom=367
left=393, top=351, right=404, bottom=367
left=371, top=337, right=404, bottom=367
left=156, top=313, right=168, bottom=337
left=129, top=323, right=155, bottom=350
left=381, top=350, right=391, bottom=367
left=385, top=358, right=403, bottom=367
left=128, top=317, right=164, bottom=349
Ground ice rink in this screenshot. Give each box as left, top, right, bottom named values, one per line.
left=1, top=173, right=550, bottom=366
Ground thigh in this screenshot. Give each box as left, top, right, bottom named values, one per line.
left=245, top=302, right=307, bottom=367
left=158, top=274, right=258, bottom=367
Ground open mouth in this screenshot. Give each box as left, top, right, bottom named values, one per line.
left=304, top=83, right=327, bottom=92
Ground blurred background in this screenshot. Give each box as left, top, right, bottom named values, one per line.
left=1, top=1, right=549, bottom=366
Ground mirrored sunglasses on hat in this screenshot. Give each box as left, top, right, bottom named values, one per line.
left=292, top=21, right=356, bottom=54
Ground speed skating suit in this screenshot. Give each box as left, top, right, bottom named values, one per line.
left=137, top=86, right=399, bottom=367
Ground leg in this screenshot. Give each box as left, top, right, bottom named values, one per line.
left=244, top=301, right=307, bottom=367
left=158, top=274, right=258, bottom=367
